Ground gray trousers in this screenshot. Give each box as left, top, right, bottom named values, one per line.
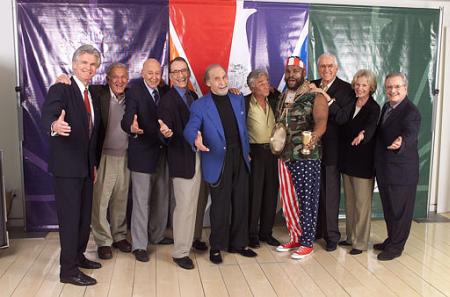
left=131, top=155, right=169, bottom=251
left=92, top=154, right=130, bottom=247
left=194, top=180, right=209, bottom=241
left=342, top=174, right=374, bottom=250
left=172, top=154, right=202, bottom=258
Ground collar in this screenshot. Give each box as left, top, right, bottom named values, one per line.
left=143, top=79, right=157, bottom=95
left=109, top=87, right=125, bottom=103
left=73, top=75, right=88, bottom=94
left=174, top=85, right=187, bottom=98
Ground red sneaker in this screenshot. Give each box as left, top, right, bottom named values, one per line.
left=291, top=246, right=314, bottom=259
left=276, top=241, right=300, bottom=252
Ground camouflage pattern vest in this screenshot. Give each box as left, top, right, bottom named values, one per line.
left=276, top=81, right=321, bottom=161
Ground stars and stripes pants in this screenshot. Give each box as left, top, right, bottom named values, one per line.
left=279, top=159, right=321, bottom=248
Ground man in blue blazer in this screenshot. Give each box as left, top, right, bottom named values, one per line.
left=121, top=59, right=171, bottom=262
left=41, top=44, right=102, bottom=286
left=184, top=64, right=256, bottom=264
left=374, top=72, right=421, bottom=261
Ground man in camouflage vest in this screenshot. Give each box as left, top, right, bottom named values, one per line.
left=275, top=56, right=329, bottom=259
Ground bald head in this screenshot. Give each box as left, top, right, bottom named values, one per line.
left=141, top=58, right=162, bottom=88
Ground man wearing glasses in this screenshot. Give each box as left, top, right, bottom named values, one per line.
left=157, top=57, right=202, bottom=269
left=374, top=72, right=421, bottom=261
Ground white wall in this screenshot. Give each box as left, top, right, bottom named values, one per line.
left=0, top=0, right=448, bottom=228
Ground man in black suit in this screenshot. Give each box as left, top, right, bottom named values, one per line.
left=374, top=72, right=421, bottom=261
left=312, top=53, right=354, bottom=251
left=157, top=57, right=202, bottom=269
left=121, top=58, right=171, bottom=262
left=41, top=44, right=102, bottom=286
left=244, top=69, right=280, bottom=248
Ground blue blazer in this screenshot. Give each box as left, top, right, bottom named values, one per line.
left=183, top=92, right=250, bottom=184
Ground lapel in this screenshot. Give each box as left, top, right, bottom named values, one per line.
left=326, top=77, right=340, bottom=97
left=351, top=96, right=371, bottom=122
left=140, top=79, right=157, bottom=109
left=229, top=93, right=243, bottom=130
left=71, top=77, right=90, bottom=136
left=382, top=97, right=407, bottom=127
left=204, top=93, right=225, bottom=141
left=100, top=87, right=111, bottom=128
left=174, top=88, right=190, bottom=119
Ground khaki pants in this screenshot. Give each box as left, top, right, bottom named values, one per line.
left=342, top=174, right=374, bottom=250
left=92, top=154, right=130, bottom=247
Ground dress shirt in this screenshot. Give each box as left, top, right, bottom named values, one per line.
left=247, top=95, right=275, bottom=144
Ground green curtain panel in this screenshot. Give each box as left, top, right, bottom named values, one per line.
left=308, top=4, right=440, bottom=218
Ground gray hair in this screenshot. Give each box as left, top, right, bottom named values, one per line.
left=204, top=64, right=224, bottom=83
left=247, top=69, right=269, bottom=88
left=72, top=44, right=101, bottom=68
left=384, top=72, right=408, bottom=87
left=351, top=69, right=377, bottom=95
left=106, top=63, right=129, bottom=79
left=317, top=53, right=338, bottom=67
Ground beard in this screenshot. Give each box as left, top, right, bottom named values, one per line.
left=286, top=76, right=304, bottom=91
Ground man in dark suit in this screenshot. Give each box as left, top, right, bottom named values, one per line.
left=184, top=64, right=257, bottom=264
left=374, top=72, right=421, bottom=261
left=41, top=44, right=102, bottom=286
left=244, top=69, right=280, bottom=248
left=311, top=53, right=354, bottom=251
left=121, top=58, right=171, bottom=262
left=157, top=57, right=202, bottom=269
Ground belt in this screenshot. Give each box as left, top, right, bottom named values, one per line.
left=250, top=143, right=271, bottom=150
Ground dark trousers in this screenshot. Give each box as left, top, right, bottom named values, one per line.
left=317, top=164, right=341, bottom=244
left=54, top=176, right=93, bottom=277
left=378, top=183, right=416, bottom=253
left=249, top=144, right=278, bottom=240
left=209, top=145, right=249, bottom=250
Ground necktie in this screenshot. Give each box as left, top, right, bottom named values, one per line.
left=382, top=105, right=393, bottom=124
left=83, top=87, right=93, bottom=136
left=153, top=89, right=160, bottom=105
left=185, top=91, right=194, bottom=107
left=320, top=82, right=328, bottom=92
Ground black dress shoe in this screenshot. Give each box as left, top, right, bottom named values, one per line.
left=60, top=271, right=97, bottom=286
left=210, top=249, right=223, bottom=264
left=373, top=243, right=385, bottom=251
left=173, top=256, right=194, bottom=269
left=228, top=247, right=257, bottom=257
left=260, top=235, right=280, bottom=247
left=325, top=242, right=337, bottom=252
left=377, top=251, right=401, bottom=261
left=248, top=238, right=260, bottom=249
left=112, top=239, right=132, bottom=253
left=78, top=258, right=102, bottom=269
left=98, top=246, right=113, bottom=259
left=133, top=249, right=149, bottom=262
left=192, top=239, right=208, bottom=251
left=349, top=248, right=363, bottom=255
left=158, top=237, right=174, bottom=245
left=338, top=240, right=352, bottom=247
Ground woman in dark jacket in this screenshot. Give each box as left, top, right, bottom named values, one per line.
left=339, top=69, right=380, bottom=255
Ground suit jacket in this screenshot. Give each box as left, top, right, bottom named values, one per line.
left=184, top=92, right=250, bottom=184
left=244, top=89, right=280, bottom=118
left=121, top=78, right=169, bottom=173
left=41, top=77, right=100, bottom=178
left=375, top=97, right=421, bottom=185
left=157, top=87, right=198, bottom=179
left=312, top=77, right=355, bottom=166
left=339, top=96, right=380, bottom=178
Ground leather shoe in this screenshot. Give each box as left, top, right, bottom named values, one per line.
left=349, top=248, right=362, bottom=255
left=112, top=239, right=132, bottom=253
left=192, top=239, right=208, bottom=251
left=173, top=256, right=194, bottom=269
left=325, top=242, right=337, bottom=252
left=60, top=271, right=97, bottom=286
left=78, top=258, right=101, bottom=269
left=209, top=249, right=223, bottom=264
left=248, top=238, right=260, bottom=249
left=338, top=240, right=352, bottom=247
left=228, top=247, right=257, bottom=257
left=97, top=246, right=113, bottom=260
left=377, top=251, right=401, bottom=261
left=260, top=235, right=280, bottom=247
left=133, top=249, right=149, bottom=262
left=373, top=243, right=385, bottom=251
left=158, top=237, right=174, bottom=245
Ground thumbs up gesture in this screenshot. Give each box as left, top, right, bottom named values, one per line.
left=194, top=131, right=209, bottom=152
left=131, top=114, right=144, bottom=134
left=52, top=109, right=71, bottom=136
left=158, top=119, right=173, bottom=138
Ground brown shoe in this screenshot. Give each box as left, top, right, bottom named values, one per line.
left=97, top=246, right=113, bottom=259
left=112, top=239, right=132, bottom=253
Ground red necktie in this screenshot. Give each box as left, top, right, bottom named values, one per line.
left=84, top=87, right=93, bottom=136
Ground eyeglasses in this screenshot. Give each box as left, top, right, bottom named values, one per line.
left=170, top=68, right=189, bottom=75
left=385, top=84, right=405, bottom=90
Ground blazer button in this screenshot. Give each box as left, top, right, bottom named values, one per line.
left=160, top=145, right=163, bottom=149
left=223, top=146, right=226, bottom=150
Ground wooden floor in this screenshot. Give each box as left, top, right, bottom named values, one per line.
left=1, top=215, right=450, bottom=297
